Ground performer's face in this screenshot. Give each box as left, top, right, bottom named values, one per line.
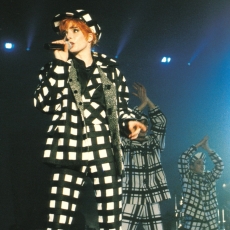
left=190, top=159, right=205, bottom=174
left=62, top=26, right=93, bottom=54
left=59, top=19, right=97, bottom=46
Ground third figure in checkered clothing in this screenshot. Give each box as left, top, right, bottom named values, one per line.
left=178, top=136, right=224, bottom=229
left=121, top=83, right=171, bottom=230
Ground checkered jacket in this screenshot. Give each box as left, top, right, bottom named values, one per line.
left=34, top=52, right=134, bottom=176
left=178, top=145, right=224, bottom=221
left=121, top=107, right=171, bottom=204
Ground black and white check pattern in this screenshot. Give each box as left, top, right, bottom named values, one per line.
left=34, top=52, right=132, bottom=167
left=122, top=203, right=163, bottom=230
left=46, top=152, right=122, bottom=230
left=121, top=107, right=171, bottom=205
left=34, top=52, right=134, bottom=230
left=121, top=107, right=170, bottom=229
left=183, top=215, right=218, bottom=230
left=52, top=9, right=102, bottom=40
left=178, top=146, right=224, bottom=229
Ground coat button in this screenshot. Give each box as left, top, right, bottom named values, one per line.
left=74, top=90, right=78, bottom=94
left=69, top=79, right=72, bottom=82
left=79, top=102, right=82, bottom=105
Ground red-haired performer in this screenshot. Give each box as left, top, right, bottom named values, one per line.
left=178, top=136, right=224, bottom=229
left=34, top=9, right=146, bottom=230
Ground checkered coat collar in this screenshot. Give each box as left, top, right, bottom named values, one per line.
left=92, top=52, right=118, bottom=68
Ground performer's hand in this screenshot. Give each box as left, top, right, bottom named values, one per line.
left=132, top=82, right=148, bottom=105
left=128, top=121, right=147, bottom=140
left=195, top=136, right=209, bottom=149
left=52, top=39, right=69, bottom=62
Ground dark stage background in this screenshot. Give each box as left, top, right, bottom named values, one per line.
left=1, top=0, right=230, bottom=229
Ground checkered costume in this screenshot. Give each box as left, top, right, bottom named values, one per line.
left=178, top=145, right=224, bottom=229
left=121, top=107, right=171, bottom=230
left=34, top=52, right=135, bottom=230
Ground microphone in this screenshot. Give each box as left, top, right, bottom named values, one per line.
left=44, top=42, right=72, bottom=50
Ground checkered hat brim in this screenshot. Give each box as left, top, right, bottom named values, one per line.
left=190, top=152, right=206, bottom=164
left=52, top=9, right=102, bottom=40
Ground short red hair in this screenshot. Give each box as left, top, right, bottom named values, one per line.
left=59, top=18, right=98, bottom=45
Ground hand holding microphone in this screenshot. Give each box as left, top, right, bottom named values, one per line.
left=44, top=40, right=72, bottom=62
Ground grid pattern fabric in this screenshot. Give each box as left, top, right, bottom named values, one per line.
left=34, top=52, right=134, bottom=229
left=34, top=52, right=132, bottom=168
left=178, top=145, right=224, bottom=229
left=45, top=149, right=122, bottom=230
left=122, top=203, right=163, bottom=230
left=121, top=107, right=171, bottom=205
left=52, top=9, right=102, bottom=40
left=183, top=215, right=218, bottom=230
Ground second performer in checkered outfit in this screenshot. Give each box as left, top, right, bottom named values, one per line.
left=34, top=9, right=145, bottom=230
left=121, top=83, right=171, bottom=230
left=178, top=136, right=224, bottom=229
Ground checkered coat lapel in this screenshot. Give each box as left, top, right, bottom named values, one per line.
left=68, top=61, right=84, bottom=116
left=98, top=66, right=123, bottom=176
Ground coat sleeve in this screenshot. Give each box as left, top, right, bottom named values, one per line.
left=114, top=68, right=136, bottom=134
left=148, top=107, right=167, bottom=151
left=207, top=151, right=224, bottom=181
left=178, top=145, right=197, bottom=178
left=33, top=59, right=71, bottom=114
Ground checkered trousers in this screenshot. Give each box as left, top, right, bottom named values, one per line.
left=122, top=203, right=163, bottom=230
left=183, top=215, right=218, bottom=230
left=45, top=148, right=122, bottom=230
left=178, top=145, right=224, bottom=228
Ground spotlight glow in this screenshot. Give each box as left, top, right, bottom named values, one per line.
left=161, top=56, right=171, bottom=63
left=5, top=43, right=14, bottom=49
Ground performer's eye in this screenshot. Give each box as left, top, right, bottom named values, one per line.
left=73, top=28, right=79, bottom=33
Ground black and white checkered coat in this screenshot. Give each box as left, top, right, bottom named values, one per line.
left=34, top=52, right=134, bottom=176
left=178, top=145, right=224, bottom=221
left=121, top=107, right=171, bottom=204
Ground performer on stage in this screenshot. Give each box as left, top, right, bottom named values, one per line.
left=178, top=136, right=224, bottom=229
left=121, top=83, right=171, bottom=230
left=34, top=9, right=145, bottom=230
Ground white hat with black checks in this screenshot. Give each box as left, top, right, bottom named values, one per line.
left=190, top=152, right=206, bottom=164
left=52, top=9, right=102, bottom=40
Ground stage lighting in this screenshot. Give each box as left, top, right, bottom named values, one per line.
left=4, top=42, right=14, bottom=49
left=161, top=57, right=171, bottom=63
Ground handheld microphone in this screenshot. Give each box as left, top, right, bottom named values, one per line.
left=44, top=42, right=72, bottom=50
